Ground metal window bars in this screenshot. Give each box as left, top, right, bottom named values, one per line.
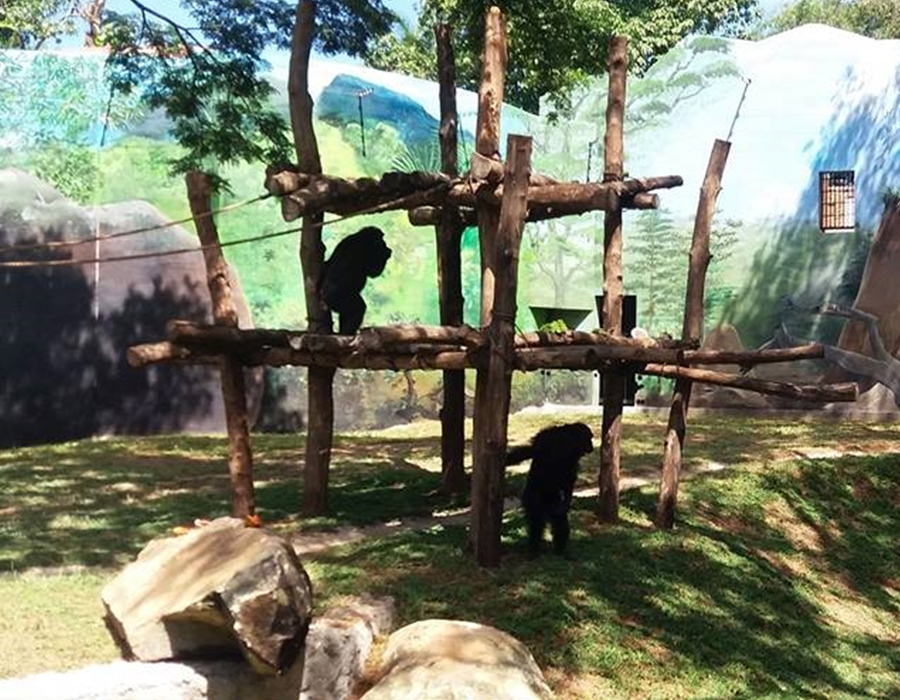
left=819, top=170, right=856, bottom=232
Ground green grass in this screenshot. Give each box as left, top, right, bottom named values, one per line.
left=1, top=412, right=899, bottom=697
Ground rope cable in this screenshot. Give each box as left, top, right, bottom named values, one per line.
left=0, top=186, right=445, bottom=269
left=0, top=192, right=274, bottom=254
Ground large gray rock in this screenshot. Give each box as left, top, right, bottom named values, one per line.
left=359, top=620, right=554, bottom=700
left=0, top=167, right=263, bottom=448
left=0, top=659, right=305, bottom=700
left=102, top=518, right=312, bottom=675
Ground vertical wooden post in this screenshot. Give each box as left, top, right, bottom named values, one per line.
left=185, top=170, right=255, bottom=518
left=475, top=6, right=507, bottom=327
left=471, top=134, right=532, bottom=567
left=470, top=5, right=507, bottom=546
left=656, top=139, right=731, bottom=529
left=598, top=37, right=628, bottom=524
left=435, top=22, right=467, bottom=495
left=289, top=0, right=335, bottom=516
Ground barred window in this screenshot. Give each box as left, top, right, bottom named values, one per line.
left=819, top=170, right=856, bottom=232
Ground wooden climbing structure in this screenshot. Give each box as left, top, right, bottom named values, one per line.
left=130, top=6, right=859, bottom=567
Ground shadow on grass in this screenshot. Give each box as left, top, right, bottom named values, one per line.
left=0, top=433, right=455, bottom=570
left=307, top=452, right=900, bottom=699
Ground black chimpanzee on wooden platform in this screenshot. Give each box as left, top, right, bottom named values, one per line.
left=319, top=226, right=392, bottom=334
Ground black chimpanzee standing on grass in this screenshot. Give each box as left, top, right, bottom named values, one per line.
left=319, top=226, right=392, bottom=334
left=506, top=422, right=594, bottom=557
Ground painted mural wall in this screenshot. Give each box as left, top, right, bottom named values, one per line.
left=1, top=24, right=898, bottom=443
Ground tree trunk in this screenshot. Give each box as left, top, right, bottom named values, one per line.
left=656, top=139, right=731, bottom=529
left=475, top=6, right=507, bottom=327
left=471, top=134, right=532, bottom=567
left=470, top=6, right=508, bottom=547
left=289, top=0, right=335, bottom=516
left=184, top=170, right=255, bottom=518
left=834, top=197, right=900, bottom=366
left=598, top=36, right=628, bottom=524
left=435, top=23, right=467, bottom=495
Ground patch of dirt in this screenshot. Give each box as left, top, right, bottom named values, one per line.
left=544, top=669, right=618, bottom=700
left=763, top=499, right=825, bottom=553
left=818, top=589, right=900, bottom=643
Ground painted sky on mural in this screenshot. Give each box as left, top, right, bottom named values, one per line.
left=620, top=25, right=900, bottom=228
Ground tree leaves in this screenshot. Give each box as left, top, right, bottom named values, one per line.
left=364, top=0, right=758, bottom=113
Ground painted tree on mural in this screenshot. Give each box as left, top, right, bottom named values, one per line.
left=627, top=209, right=691, bottom=335
left=519, top=37, right=743, bottom=319
left=706, top=215, right=742, bottom=326
left=0, top=51, right=145, bottom=201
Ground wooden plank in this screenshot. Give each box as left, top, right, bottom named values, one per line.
left=273, top=172, right=677, bottom=221
left=656, top=139, right=731, bottom=530
left=185, top=170, right=255, bottom=519
left=598, top=36, right=628, bottom=524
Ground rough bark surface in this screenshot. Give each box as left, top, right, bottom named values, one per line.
left=471, top=134, right=531, bottom=567
left=656, top=139, right=731, bottom=530
left=834, top=197, right=900, bottom=364
left=475, top=6, right=507, bottom=327
left=435, top=22, right=467, bottom=495
left=185, top=171, right=255, bottom=518
left=289, top=0, right=335, bottom=516
left=598, top=36, right=628, bottom=524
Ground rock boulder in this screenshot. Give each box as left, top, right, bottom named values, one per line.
left=359, top=619, right=554, bottom=700
left=102, top=517, right=312, bottom=675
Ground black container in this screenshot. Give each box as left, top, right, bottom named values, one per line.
left=594, top=294, right=639, bottom=406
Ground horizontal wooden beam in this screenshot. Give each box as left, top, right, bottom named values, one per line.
left=164, top=321, right=688, bottom=354
left=642, top=363, right=858, bottom=403
left=681, top=343, right=825, bottom=365
left=128, top=337, right=857, bottom=402
left=266, top=166, right=682, bottom=222
left=407, top=191, right=660, bottom=227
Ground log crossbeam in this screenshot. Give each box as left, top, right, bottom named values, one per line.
left=265, top=167, right=682, bottom=222
left=128, top=325, right=857, bottom=404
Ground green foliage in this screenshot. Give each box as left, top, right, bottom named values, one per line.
left=0, top=52, right=142, bottom=149
left=364, top=0, right=757, bottom=113
left=882, top=187, right=900, bottom=206
left=27, top=144, right=99, bottom=203
left=765, top=0, right=900, bottom=38
left=835, top=228, right=874, bottom=305
left=537, top=319, right=570, bottom=334
left=0, top=0, right=81, bottom=49
left=365, top=17, right=437, bottom=81
left=102, top=0, right=396, bottom=185
left=567, top=36, right=742, bottom=137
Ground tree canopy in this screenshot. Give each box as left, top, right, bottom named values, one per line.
left=0, top=0, right=87, bottom=48
left=102, top=0, right=395, bottom=182
left=766, top=0, right=900, bottom=38
left=1, top=1, right=397, bottom=183
left=364, top=0, right=759, bottom=114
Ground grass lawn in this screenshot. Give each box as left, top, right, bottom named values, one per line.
left=1, top=411, right=899, bottom=698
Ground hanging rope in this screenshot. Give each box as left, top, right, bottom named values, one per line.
left=0, top=185, right=446, bottom=269
left=0, top=192, right=274, bottom=255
